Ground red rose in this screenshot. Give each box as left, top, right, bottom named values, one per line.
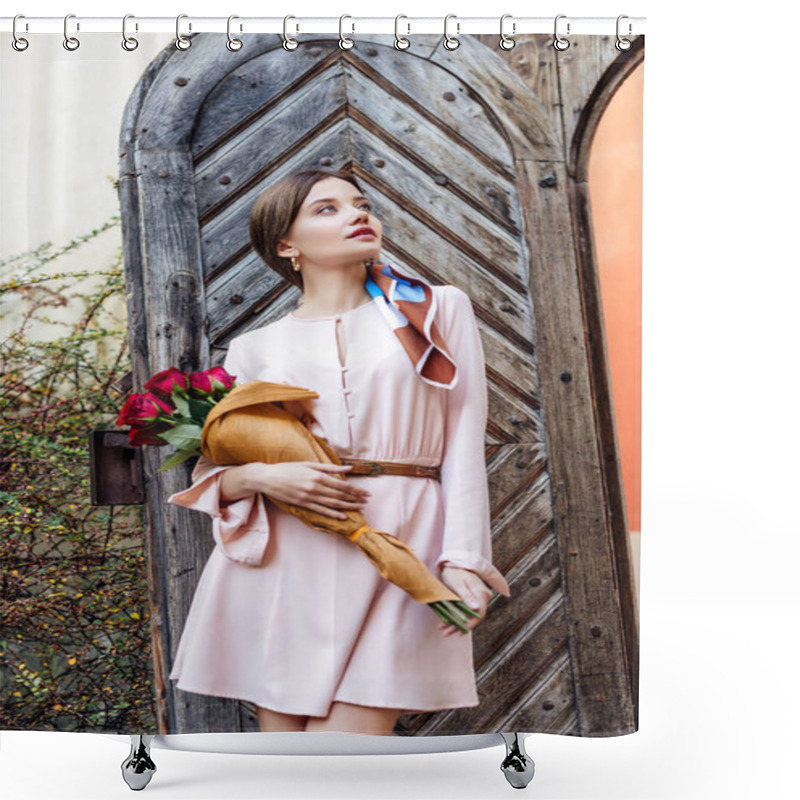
left=187, top=366, right=237, bottom=399
left=144, top=367, right=188, bottom=400
left=207, top=365, right=236, bottom=390
left=129, top=424, right=171, bottom=446
left=116, top=392, right=175, bottom=427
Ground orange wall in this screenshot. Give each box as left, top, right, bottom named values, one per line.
left=586, top=63, right=644, bottom=533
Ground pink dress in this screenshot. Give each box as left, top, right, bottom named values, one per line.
left=166, top=283, right=511, bottom=718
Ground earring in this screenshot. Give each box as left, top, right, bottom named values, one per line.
left=291, top=256, right=301, bottom=271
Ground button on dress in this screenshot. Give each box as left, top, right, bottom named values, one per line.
left=166, top=284, right=511, bottom=719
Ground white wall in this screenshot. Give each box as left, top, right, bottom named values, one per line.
left=0, top=33, right=173, bottom=342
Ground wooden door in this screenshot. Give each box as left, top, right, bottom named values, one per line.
left=119, top=31, right=642, bottom=736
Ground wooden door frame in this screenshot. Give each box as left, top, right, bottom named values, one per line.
left=566, top=36, right=645, bottom=731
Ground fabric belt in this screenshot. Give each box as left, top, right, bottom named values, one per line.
left=339, top=458, right=441, bottom=481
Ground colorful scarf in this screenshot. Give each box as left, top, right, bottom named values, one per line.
left=364, top=262, right=458, bottom=390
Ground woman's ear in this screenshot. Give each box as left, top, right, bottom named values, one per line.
left=276, top=239, right=294, bottom=259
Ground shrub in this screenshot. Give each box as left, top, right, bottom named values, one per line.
left=0, top=215, right=157, bottom=732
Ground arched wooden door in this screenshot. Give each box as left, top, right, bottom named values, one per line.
left=119, top=32, right=639, bottom=736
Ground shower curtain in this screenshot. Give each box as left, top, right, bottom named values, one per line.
left=0, top=28, right=643, bottom=738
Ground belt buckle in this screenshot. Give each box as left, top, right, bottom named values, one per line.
left=363, top=460, right=383, bottom=476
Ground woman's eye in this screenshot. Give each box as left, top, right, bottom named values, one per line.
left=316, top=202, right=371, bottom=214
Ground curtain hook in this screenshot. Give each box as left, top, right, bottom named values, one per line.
left=122, top=14, right=139, bottom=51
left=554, top=14, right=570, bottom=51
left=339, top=14, right=355, bottom=50
left=227, top=14, right=243, bottom=51
left=499, top=14, right=516, bottom=50
left=394, top=14, right=410, bottom=50
left=615, top=15, right=633, bottom=51
left=12, top=14, right=29, bottom=51
left=63, top=13, right=80, bottom=51
left=283, top=15, right=298, bottom=51
left=175, top=13, right=191, bottom=50
left=443, top=14, right=460, bottom=50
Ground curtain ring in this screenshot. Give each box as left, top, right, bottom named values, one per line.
left=175, top=13, right=191, bottom=50
left=615, top=15, right=632, bottom=51
left=443, top=14, right=460, bottom=50
left=283, top=15, right=298, bottom=51
left=122, top=14, right=139, bottom=51
left=553, top=14, right=570, bottom=51
left=63, top=13, right=80, bottom=51
left=339, top=15, right=354, bottom=50
left=394, top=14, right=410, bottom=50
left=12, top=14, right=29, bottom=51
left=499, top=14, right=516, bottom=50
left=227, top=14, right=243, bottom=51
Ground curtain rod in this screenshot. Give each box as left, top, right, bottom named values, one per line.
left=0, top=16, right=646, bottom=37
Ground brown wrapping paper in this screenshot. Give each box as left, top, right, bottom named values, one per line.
left=200, top=380, right=461, bottom=605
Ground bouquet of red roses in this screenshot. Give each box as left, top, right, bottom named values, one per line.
left=115, top=365, right=237, bottom=472
left=117, top=365, right=480, bottom=633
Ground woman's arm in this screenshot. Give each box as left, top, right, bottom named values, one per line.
left=166, top=337, right=273, bottom=564
left=436, top=286, right=511, bottom=598
left=219, top=463, right=259, bottom=504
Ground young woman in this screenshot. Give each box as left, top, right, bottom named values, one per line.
left=167, top=169, right=510, bottom=736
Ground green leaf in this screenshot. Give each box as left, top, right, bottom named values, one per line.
left=157, top=449, right=200, bottom=472
left=187, top=397, right=213, bottom=422
left=158, top=422, right=202, bottom=448
left=171, top=393, right=191, bottom=417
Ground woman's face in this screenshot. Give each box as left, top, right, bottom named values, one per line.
left=278, top=177, right=383, bottom=267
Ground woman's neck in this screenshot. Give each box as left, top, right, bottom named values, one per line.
left=295, top=261, right=377, bottom=317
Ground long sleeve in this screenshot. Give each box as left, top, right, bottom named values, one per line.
left=166, top=336, right=272, bottom=566
left=435, top=287, right=511, bottom=597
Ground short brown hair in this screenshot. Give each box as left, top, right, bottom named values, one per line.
left=248, top=169, right=364, bottom=291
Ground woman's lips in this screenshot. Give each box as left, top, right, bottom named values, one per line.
left=348, top=228, right=376, bottom=238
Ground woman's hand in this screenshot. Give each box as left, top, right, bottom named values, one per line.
left=249, top=462, right=370, bottom=519
left=438, top=566, right=494, bottom=637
